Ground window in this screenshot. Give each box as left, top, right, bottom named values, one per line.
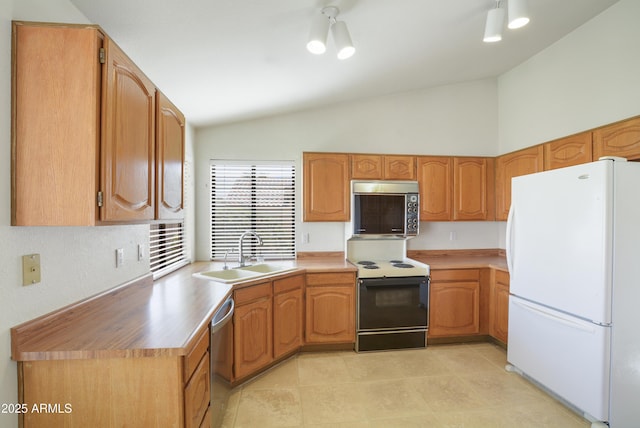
left=150, top=222, right=188, bottom=279
left=210, top=161, right=296, bottom=261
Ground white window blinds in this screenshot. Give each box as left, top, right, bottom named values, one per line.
left=150, top=222, right=188, bottom=279
left=210, top=161, right=296, bottom=261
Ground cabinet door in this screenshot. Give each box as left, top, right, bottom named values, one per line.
left=273, top=276, right=304, bottom=358
left=351, top=154, right=383, bottom=179
left=417, top=156, right=452, bottom=221
left=384, top=155, right=416, bottom=180
left=453, top=157, right=494, bottom=221
left=593, top=116, right=640, bottom=161
left=12, top=24, right=102, bottom=226
left=495, top=147, right=543, bottom=220
left=233, top=283, right=273, bottom=380
left=490, top=270, right=510, bottom=344
left=428, top=269, right=481, bottom=338
left=305, top=285, right=355, bottom=344
left=184, top=352, right=210, bottom=428
left=102, top=38, right=156, bottom=221
left=544, top=132, right=592, bottom=171
left=303, top=153, right=350, bottom=221
left=156, top=91, right=185, bottom=219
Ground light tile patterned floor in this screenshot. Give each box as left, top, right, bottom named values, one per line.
left=221, top=343, right=591, bottom=427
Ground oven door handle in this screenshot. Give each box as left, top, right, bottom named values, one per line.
left=359, top=277, right=429, bottom=287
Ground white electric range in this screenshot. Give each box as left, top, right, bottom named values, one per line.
left=347, top=238, right=430, bottom=352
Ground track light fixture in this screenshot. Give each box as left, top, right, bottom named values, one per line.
left=307, top=6, right=355, bottom=60
left=483, top=0, right=530, bottom=43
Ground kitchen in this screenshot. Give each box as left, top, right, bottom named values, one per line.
left=1, top=0, right=639, bottom=427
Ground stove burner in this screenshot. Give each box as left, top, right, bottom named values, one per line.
left=358, top=261, right=377, bottom=266
left=363, top=265, right=380, bottom=269
left=389, top=260, right=404, bottom=264
left=391, top=263, right=415, bottom=269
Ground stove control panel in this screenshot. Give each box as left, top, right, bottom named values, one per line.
left=406, top=193, right=419, bottom=235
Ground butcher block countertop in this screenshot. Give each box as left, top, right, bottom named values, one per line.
left=11, top=254, right=356, bottom=362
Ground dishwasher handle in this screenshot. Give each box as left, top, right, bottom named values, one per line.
left=211, top=297, right=234, bottom=333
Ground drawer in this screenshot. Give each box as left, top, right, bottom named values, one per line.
left=273, top=274, right=304, bottom=294
left=184, top=351, right=210, bottom=428
left=184, top=328, right=209, bottom=381
left=495, top=269, right=510, bottom=284
left=430, top=269, right=479, bottom=282
left=306, top=272, right=355, bottom=286
left=234, top=281, right=272, bottom=305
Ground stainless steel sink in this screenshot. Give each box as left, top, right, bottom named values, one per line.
left=193, top=263, right=297, bottom=284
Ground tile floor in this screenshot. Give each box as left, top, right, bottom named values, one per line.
left=220, top=343, right=591, bottom=427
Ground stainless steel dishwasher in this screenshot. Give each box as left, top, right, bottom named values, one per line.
left=210, top=296, right=234, bottom=427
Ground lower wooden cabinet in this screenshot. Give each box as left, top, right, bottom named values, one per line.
left=305, top=272, right=356, bottom=344
left=489, top=269, right=510, bottom=344
left=429, top=269, right=481, bottom=337
left=273, top=275, right=304, bottom=359
left=233, top=281, right=273, bottom=380
left=18, top=327, right=210, bottom=427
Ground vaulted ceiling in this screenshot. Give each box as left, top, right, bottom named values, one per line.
left=70, top=0, right=618, bottom=127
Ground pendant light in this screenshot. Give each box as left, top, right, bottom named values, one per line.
left=483, top=1, right=505, bottom=43
left=306, top=6, right=355, bottom=60
left=508, top=0, right=530, bottom=29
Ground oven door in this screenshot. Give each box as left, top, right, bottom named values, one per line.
left=358, top=276, right=429, bottom=330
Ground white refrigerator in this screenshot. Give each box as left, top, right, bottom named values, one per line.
left=506, top=158, right=640, bottom=427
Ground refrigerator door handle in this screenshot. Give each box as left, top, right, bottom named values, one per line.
left=506, top=204, right=515, bottom=274
left=512, top=298, right=596, bottom=334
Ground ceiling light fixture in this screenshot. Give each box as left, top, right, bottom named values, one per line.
left=483, top=1, right=505, bottom=43
left=482, top=0, right=530, bottom=43
left=306, top=6, right=355, bottom=60
left=507, top=0, right=530, bottom=29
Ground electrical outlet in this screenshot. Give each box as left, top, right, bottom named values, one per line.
left=138, top=244, right=144, bottom=261
left=449, top=231, right=457, bottom=241
left=116, top=248, right=124, bottom=267
left=22, top=254, right=41, bottom=286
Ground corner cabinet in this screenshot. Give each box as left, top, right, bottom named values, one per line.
left=305, top=272, right=356, bottom=344
left=495, top=146, right=543, bottom=221
left=273, top=275, right=304, bottom=359
left=12, top=22, right=184, bottom=226
left=303, top=152, right=350, bottom=221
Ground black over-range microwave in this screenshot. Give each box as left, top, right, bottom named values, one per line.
left=351, top=180, right=420, bottom=237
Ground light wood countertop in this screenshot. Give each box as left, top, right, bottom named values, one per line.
left=11, top=257, right=355, bottom=362
left=11, top=252, right=506, bottom=362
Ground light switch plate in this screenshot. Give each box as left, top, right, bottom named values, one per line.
left=22, top=254, right=41, bottom=286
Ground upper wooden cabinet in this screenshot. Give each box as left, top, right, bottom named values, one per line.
left=417, top=156, right=452, bottom=221
left=593, top=116, right=640, bottom=161
left=384, top=155, right=416, bottom=180
left=351, top=154, right=383, bottom=179
left=543, top=132, right=592, bottom=171
left=11, top=22, right=180, bottom=225
left=101, top=38, right=156, bottom=222
left=303, top=152, right=350, bottom=221
left=156, top=91, right=185, bottom=220
left=351, top=154, right=415, bottom=180
left=495, top=146, right=543, bottom=221
left=453, top=157, right=495, bottom=221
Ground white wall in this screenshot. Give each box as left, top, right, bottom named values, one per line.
left=0, top=2, right=195, bottom=427
left=195, top=79, right=500, bottom=260
left=496, top=0, right=640, bottom=248
left=498, top=0, right=640, bottom=154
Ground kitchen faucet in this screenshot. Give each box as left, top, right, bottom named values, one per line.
left=238, top=231, right=263, bottom=267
